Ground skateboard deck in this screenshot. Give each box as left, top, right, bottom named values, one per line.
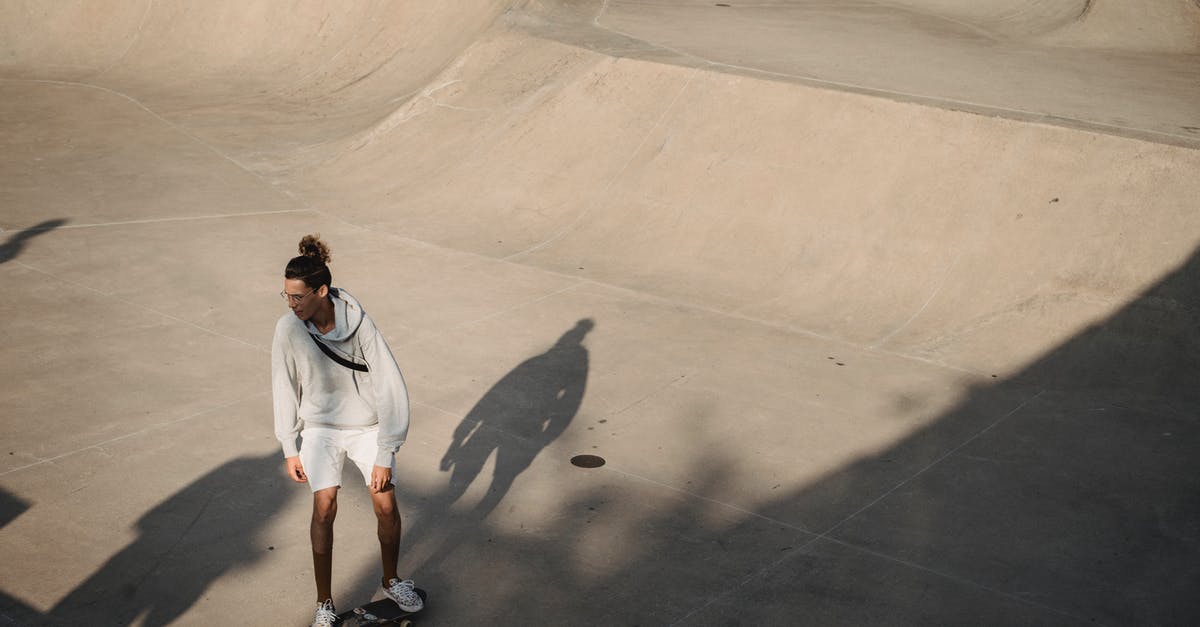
left=336, top=588, right=427, bottom=626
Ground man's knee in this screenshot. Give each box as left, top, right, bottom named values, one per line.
left=312, top=488, right=339, bottom=525
left=372, top=492, right=398, bottom=520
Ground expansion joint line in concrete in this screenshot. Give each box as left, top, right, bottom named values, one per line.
left=662, top=389, right=1091, bottom=626
left=0, top=391, right=267, bottom=478
left=12, top=259, right=265, bottom=353
left=128, top=485, right=221, bottom=594
left=605, top=463, right=814, bottom=533
left=299, top=198, right=978, bottom=377
left=577, top=273, right=982, bottom=378
left=816, top=534, right=1091, bottom=624
left=600, top=372, right=692, bottom=423
left=396, top=280, right=590, bottom=351
left=817, top=389, right=1045, bottom=538
left=2, top=209, right=310, bottom=234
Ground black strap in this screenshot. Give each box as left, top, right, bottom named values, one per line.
left=308, top=333, right=368, bottom=372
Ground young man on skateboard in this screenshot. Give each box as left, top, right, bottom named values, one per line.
left=272, top=235, right=424, bottom=627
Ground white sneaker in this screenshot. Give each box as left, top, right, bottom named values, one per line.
left=312, top=599, right=337, bottom=627
left=382, top=578, right=424, bottom=612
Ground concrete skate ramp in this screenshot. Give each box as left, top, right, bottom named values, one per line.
left=1, top=0, right=1199, bottom=625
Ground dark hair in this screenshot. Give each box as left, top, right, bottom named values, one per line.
left=285, top=234, right=332, bottom=289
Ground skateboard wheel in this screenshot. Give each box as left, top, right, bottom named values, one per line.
left=398, top=620, right=413, bottom=627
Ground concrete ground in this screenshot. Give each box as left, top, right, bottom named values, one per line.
left=2, top=1, right=1199, bottom=625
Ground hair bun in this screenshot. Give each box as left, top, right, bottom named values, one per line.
left=298, top=234, right=331, bottom=264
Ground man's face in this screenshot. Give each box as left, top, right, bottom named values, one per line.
left=283, top=278, right=324, bottom=321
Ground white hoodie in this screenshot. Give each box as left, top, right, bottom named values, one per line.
left=272, top=287, right=410, bottom=468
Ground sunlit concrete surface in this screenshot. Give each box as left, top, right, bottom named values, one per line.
left=2, top=1, right=1199, bottom=625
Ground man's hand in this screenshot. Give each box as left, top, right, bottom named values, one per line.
left=285, top=456, right=308, bottom=483
left=370, top=465, right=393, bottom=493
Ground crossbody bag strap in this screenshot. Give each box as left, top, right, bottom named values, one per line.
left=308, top=333, right=369, bottom=372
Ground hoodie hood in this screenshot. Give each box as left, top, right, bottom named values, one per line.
left=307, top=286, right=364, bottom=342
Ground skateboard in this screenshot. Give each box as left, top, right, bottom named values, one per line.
left=336, top=588, right=427, bottom=626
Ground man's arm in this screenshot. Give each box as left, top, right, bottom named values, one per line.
left=271, top=319, right=304, bottom=459
left=360, top=316, right=410, bottom=468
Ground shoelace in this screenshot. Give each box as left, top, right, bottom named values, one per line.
left=314, top=602, right=337, bottom=627
left=387, top=579, right=419, bottom=602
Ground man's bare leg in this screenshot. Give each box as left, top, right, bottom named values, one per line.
left=371, top=485, right=402, bottom=584
left=312, top=487, right=339, bottom=602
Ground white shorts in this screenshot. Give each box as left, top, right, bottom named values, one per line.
left=299, top=425, right=394, bottom=493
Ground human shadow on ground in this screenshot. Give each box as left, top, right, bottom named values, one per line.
left=27, top=452, right=291, bottom=626
left=438, top=318, right=594, bottom=518
left=380, top=247, right=1199, bottom=625
left=341, top=320, right=595, bottom=615
left=0, top=219, right=68, bottom=265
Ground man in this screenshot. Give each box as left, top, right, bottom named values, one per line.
left=272, top=235, right=423, bottom=627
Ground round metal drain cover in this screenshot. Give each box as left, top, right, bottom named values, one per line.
left=570, top=454, right=606, bottom=468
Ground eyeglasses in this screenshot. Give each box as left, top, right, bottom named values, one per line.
left=280, top=287, right=317, bottom=306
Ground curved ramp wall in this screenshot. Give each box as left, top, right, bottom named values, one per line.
left=0, top=0, right=517, bottom=167
left=2, top=0, right=1197, bottom=387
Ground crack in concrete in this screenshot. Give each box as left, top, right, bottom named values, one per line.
left=92, top=0, right=156, bottom=81
left=872, top=249, right=966, bottom=349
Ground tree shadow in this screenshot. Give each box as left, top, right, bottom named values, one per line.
left=0, top=489, right=38, bottom=624
left=0, top=488, right=30, bottom=531
left=0, top=219, right=69, bottom=265
left=27, top=452, right=292, bottom=626
left=644, top=245, right=1200, bottom=624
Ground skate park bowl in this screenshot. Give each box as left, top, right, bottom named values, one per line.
left=1, top=1, right=1198, bottom=624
